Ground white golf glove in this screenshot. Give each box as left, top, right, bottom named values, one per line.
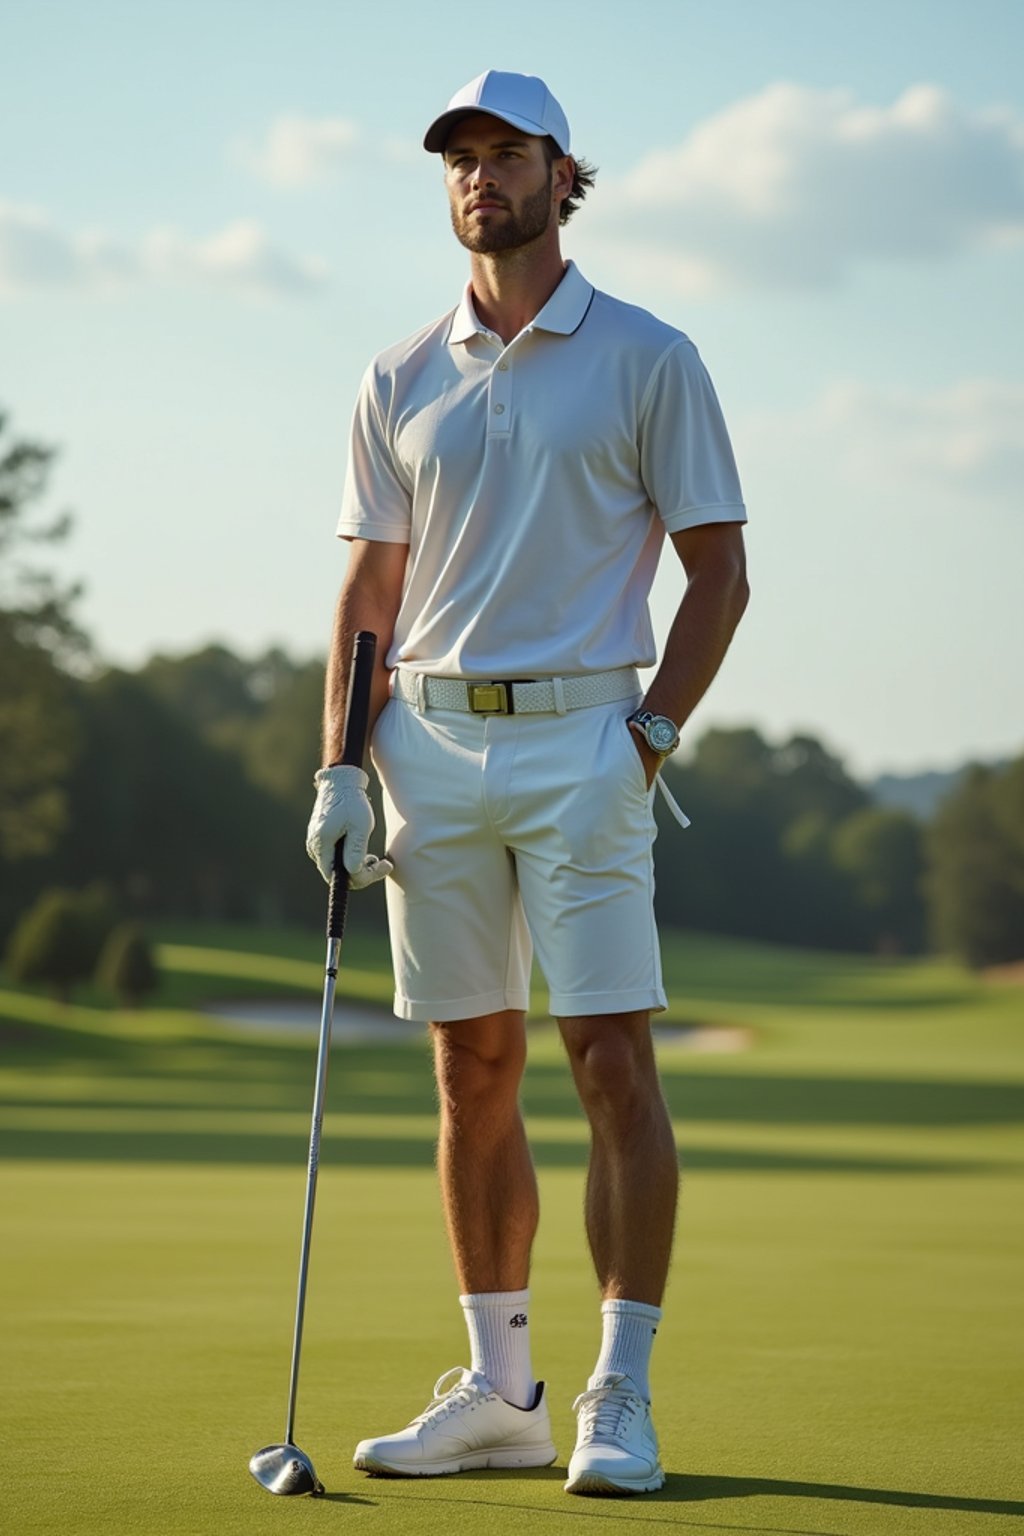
left=306, top=765, right=393, bottom=889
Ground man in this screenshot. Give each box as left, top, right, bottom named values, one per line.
left=307, top=69, right=748, bottom=1496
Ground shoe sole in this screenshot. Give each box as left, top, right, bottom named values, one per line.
left=355, top=1444, right=557, bottom=1478
left=564, top=1467, right=665, bottom=1496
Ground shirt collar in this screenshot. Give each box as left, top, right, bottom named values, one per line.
left=446, top=260, right=594, bottom=345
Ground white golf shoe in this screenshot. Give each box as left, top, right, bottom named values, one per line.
left=353, top=1367, right=557, bottom=1477
left=564, top=1372, right=665, bottom=1495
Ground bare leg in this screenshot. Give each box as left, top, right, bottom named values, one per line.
left=558, top=1011, right=678, bottom=1304
left=431, top=1009, right=538, bottom=1293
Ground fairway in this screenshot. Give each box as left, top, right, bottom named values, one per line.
left=2, top=927, right=1022, bottom=1535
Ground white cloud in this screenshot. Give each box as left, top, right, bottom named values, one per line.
left=0, top=202, right=327, bottom=298
left=590, top=83, right=1024, bottom=293
left=0, top=202, right=138, bottom=293
left=698, top=375, right=1024, bottom=778
left=235, top=114, right=360, bottom=185
left=746, top=377, right=1024, bottom=509
left=233, top=115, right=421, bottom=182
left=741, top=376, right=1024, bottom=513
left=142, top=220, right=327, bottom=295
left=812, top=378, right=1024, bottom=499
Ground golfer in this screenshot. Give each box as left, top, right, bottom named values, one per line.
left=307, top=69, right=748, bottom=1496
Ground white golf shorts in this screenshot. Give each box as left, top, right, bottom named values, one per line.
left=368, top=688, right=667, bottom=1022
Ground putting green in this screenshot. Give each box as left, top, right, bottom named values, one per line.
left=2, top=928, right=1022, bottom=1534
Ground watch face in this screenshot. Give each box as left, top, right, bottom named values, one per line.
left=648, top=717, right=678, bottom=752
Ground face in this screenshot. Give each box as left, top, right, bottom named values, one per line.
left=443, top=114, right=564, bottom=254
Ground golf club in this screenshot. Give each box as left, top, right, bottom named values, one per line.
left=249, top=628, right=378, bottom=1497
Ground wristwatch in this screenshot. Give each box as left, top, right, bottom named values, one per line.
left=627, top=709, right=681, bottom=757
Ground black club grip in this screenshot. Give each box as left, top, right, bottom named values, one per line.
left=327, top=630, right=378, bottom=939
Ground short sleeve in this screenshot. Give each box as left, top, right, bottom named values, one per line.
left=638, top=339, right=747, bottom=534
left=336, top=364, right=413, bottom=543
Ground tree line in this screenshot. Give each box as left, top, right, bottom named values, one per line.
left=2, top=409, right=1021, bottom=969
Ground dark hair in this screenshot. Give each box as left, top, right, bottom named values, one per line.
left=543, top=137, right=597, bottom=225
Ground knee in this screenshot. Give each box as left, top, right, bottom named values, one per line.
left=565, top=1022, right=656, bottom=1128
left=432, top=1018, right=525, bottom=1121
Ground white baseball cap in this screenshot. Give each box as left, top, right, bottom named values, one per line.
left=423, top=70, right=571, bottom=156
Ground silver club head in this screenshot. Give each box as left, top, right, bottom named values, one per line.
left=249, top=1442, right=325, bottom=1496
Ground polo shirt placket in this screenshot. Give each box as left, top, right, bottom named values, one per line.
left=482, top=333, right=515, bottom=440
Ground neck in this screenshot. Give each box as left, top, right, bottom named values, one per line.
left=468, top=234, right=566, bottom=345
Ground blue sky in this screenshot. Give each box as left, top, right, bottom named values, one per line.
left=3, top=0, right=1022, bottom=775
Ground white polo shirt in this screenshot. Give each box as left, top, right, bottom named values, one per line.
left=337, top=260, right=745, bottom=678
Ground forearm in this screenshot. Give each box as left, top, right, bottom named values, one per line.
left=642, top=551, right=749, bottom=730
left=322, top=543, right=407, bottom=767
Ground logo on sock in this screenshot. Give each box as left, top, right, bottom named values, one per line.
left=509, top=1313, right=528, bottom=1328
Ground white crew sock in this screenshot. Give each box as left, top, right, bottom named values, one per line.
left=459, top=1290, right=537, bottom=1409
left=590, top=1298, right=662, bottom=1402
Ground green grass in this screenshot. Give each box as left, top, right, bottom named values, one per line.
left=2, top=924, right=1022, bottom=1534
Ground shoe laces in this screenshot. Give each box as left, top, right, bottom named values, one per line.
left=414, top=1367, right=492, bottom=1428
left=572, top=1375, right=643, bottom=1444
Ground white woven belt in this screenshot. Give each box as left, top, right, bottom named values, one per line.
left=391, top=666, right=641, bottom=716
left=390, top=664, right=692, bottom=830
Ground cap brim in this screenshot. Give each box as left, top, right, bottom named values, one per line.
left=423, top=106, right=567, bottom=155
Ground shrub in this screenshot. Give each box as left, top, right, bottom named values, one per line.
left=96, top=922, right=158, bottom=1007
left=5, top=888, right=98, bottom=1000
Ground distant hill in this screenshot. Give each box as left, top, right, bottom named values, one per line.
left=870, top=761, right=1009, bottom=820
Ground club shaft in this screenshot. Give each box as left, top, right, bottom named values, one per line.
left=275, top=627, right=375, bottom=1455
left=284, top=933, right=341, bottom=1445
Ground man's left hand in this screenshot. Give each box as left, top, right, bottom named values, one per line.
left=628, top=731, right=662, bottom=789
left=306, top=765, right=394, bottom=888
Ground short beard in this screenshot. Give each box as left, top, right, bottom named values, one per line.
left=451, top=170, right=554, bottom=255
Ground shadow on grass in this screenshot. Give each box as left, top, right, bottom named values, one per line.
left=317, top=1465, right=1024, bottom=1527
left=5, top=998, right=1023, bottom=1130
left=668, top=1471, right=1024, bottom=1519
left=10, top=1069, right=1024, bottom=1127
left=0, top=1123, right=1013, bottom=1174
left=4, top=998, right=1022, bottom=1168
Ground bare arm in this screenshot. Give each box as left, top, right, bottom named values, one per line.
left=635, top=522, right=749, bottom=781
left=322, top=538, right=409, bottom=767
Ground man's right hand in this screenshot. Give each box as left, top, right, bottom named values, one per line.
left=305, top=765, right=393, bottom=889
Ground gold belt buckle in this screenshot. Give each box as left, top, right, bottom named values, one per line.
left=468, top=682, right=511, bottom=714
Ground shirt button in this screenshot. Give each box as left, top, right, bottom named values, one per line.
left=493, top=403, right=505, bottom=415
left=498, top=361, right=509, bottom=371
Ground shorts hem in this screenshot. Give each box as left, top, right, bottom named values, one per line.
left=550, top=987, right=667, bottom=1018
left=394, top=989, right=531, bottom=1023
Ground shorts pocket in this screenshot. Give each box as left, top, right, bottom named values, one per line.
left=615, top=711, right=651, bottom=797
